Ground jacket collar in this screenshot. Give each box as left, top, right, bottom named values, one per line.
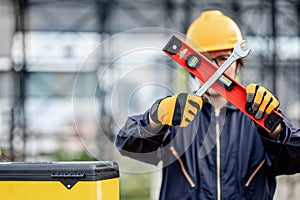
left=226, top=102, right=238, bottom=111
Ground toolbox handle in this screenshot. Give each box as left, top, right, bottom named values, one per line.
left=51, top=172, right=85, bottom=178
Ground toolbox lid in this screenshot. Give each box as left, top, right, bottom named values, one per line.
left=0, top=161, right=119, bottom=189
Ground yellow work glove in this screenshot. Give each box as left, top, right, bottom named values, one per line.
left=246, top=83, right=280, bottom=119
left=150, top=93, right=203, bottom=127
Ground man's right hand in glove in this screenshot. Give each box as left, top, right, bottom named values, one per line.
left=149, top=93, right=203, bottom=130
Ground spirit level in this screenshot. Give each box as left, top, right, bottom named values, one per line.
left=163, top=35, right=283, bottom=133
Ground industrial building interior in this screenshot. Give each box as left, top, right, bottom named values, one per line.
left=0, top=0, right=299, bottom=199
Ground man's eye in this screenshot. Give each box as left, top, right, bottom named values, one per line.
left=215, top=56, right=229, bottom=63
left=220, top=56, right=229, bottom=61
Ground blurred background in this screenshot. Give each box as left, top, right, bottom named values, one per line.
left=0, top=0, right=299, bottom=199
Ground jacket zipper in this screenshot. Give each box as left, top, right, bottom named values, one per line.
left=245, top=159, right=266, bottom=187
left=169, top=146, right=196, bottom=188
left=215, top=109, right=221, bottom=200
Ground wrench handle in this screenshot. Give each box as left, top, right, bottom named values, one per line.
left=163, top=35, right=283, bottom=133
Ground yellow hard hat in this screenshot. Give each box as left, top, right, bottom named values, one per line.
left=186, top=10, right=243, bottom=52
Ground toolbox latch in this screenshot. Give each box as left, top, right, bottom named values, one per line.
left=51, top=172, right=85, bottom=189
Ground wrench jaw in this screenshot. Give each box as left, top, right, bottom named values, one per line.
left=234, top=40, right=251, bottom=58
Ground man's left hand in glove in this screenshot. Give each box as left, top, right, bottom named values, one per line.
left=246, top=83, right=282, bottom=138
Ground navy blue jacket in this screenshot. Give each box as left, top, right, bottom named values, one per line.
left=116, top=102, right=300, bottom=200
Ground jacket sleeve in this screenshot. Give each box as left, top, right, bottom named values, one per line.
left=258, top=112, right=300, bottom=176
left=115, top=110, right=170, bottom=165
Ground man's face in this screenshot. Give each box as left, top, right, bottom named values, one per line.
left=204, top=49, right=239, bottom=96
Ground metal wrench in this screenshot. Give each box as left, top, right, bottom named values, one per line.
left=195, top=40, right=251, bottom=96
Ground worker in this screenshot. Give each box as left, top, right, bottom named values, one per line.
left=116, top=10, right=300, bottom=199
